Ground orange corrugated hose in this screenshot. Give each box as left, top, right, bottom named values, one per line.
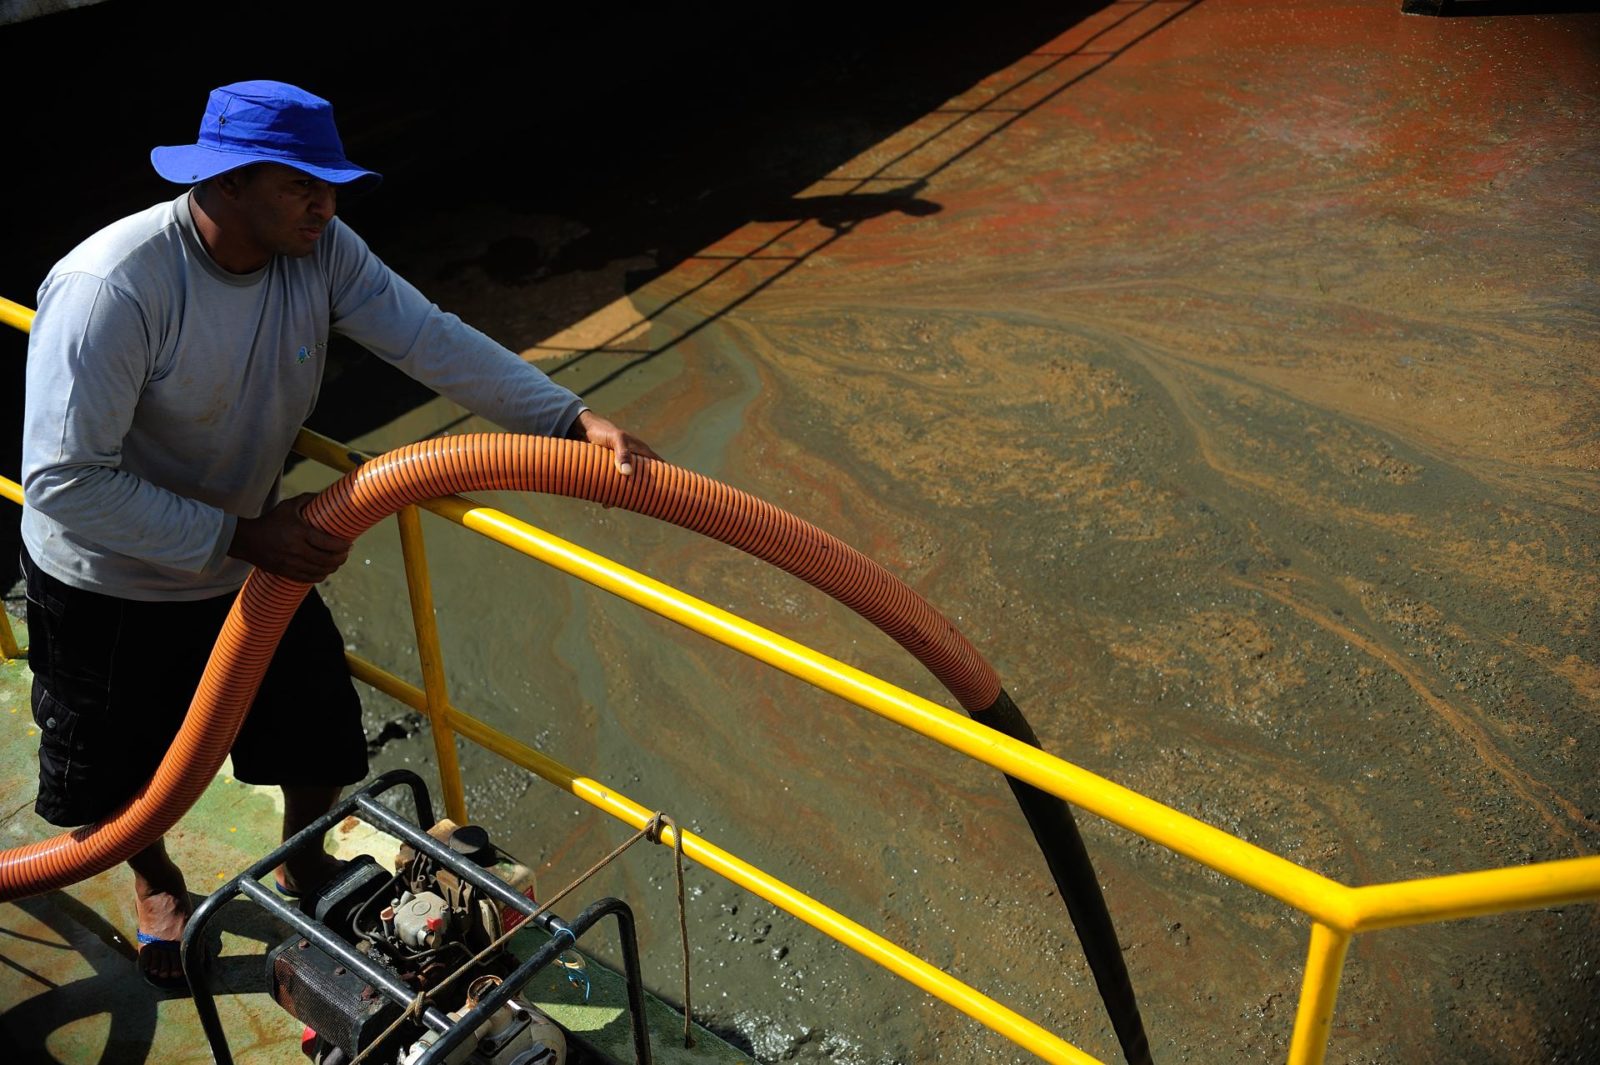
left=0, top=435, right=999, bottom=900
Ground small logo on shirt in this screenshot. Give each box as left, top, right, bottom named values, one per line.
left=295, top=339, right=329, bottom=364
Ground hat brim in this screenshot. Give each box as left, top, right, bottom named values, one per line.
left=151, top=144, right=382, bottom=192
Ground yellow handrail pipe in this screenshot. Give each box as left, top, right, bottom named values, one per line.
left=0, top=295, right=32, bottom=334
left=343, top=653, right=1106, bottom=1065
left=430, top=493, right=1360, bottom=926
left=1346, top=855, right=1600, bottom=932
left=293, top=427, right=1355, bottom=926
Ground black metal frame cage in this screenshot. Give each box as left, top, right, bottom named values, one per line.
left=180, top=769, right=654, bottom=1065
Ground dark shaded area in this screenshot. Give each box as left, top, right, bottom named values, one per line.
left=1, top=893, right=161, bottom=1063
left=430, top=0, right=1200, bottom=427
left=0, top=0, right=1115, bottom=591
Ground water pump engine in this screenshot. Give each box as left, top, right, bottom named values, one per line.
left=268, top=824, right=564, bottom=1065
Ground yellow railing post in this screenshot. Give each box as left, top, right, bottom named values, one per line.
left=1287, top=922, right=1352, bottom=1065
left=340, top=653, right=1108, bottom=1065
left=0, top=612, right=21, bottom=661
left=395, top=504, right=469, bottom=825
left=0, top=302, right=30, bottom=660
left=0, top=477, right=25, bottom=658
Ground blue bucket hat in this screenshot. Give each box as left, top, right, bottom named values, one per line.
left=151, top=80, right=381, bottom=190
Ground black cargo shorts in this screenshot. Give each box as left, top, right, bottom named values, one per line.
left=23, top=548, right=368, bottom=827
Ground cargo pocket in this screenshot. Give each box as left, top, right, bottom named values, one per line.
left=31, top=688, right=103, bottom=827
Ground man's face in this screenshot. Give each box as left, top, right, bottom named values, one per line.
left=228, top=163, right=338, bottom=260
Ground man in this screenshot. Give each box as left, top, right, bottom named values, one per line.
left=21, top=80, right=656, bottom=987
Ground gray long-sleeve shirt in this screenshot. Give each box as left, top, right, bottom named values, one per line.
left=23, top=191, right=586, bottom=600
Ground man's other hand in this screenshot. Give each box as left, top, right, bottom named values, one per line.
left=228, top=493, right=352, bottom=582
left=573, top=410, right=660, bottom=476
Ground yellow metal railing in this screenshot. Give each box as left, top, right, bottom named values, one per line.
left=0, top=458, right=21, bottom=661
left=4, top=292, right=1597, bottom=1065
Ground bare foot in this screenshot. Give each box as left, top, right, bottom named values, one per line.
left=278, top=783, right=344, bottom=898
left=132, top=850, right=190, bottom=987
left=275, top=850, right=347, bottom=898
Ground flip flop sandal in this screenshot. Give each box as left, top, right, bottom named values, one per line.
left=136, top=930, right=189, bottom=991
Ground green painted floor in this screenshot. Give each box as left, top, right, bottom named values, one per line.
left=0, top=621, right=746, bottom=1065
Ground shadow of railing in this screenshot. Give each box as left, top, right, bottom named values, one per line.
left=424, top=0, right=1204, bottom=435
left=3, top=893, right=156, bottom=1064
left=0, top=3, right=1204, bottom=586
